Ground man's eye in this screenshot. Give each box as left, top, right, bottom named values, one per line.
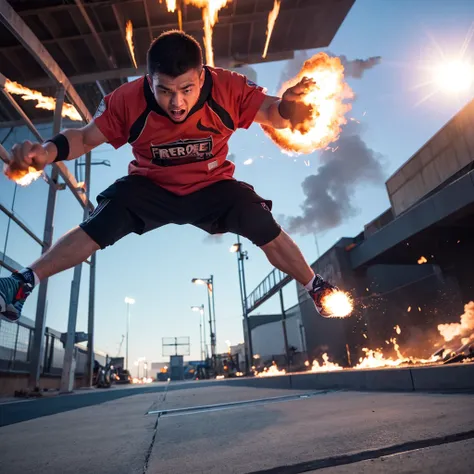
left=184, top=89, right=192, bottom=94
left=159, top=90, right=169, bottom=95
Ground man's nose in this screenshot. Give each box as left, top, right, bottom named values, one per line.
left=170, top=92, right=184, bottom=107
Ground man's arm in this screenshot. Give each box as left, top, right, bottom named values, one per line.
left=4, top=122, right=107, bottom=181
left=254, top=77, right=315, bottom=130
left=254, top=96, right=290, bottom=129
left=43, top=122, right=107, bottom=163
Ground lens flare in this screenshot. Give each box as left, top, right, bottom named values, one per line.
left=321, top=290, right=353, bottom=318
left=434, top=60, right=474, bottom=94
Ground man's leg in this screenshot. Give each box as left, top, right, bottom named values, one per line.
left=31, top=226, right=99, bottom=281
left=260, top=229, right=314, bottom=286
left=0, top=193, right=142, bottom=322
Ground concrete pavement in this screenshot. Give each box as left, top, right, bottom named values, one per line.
left=0, top=383, right=473, bottom=473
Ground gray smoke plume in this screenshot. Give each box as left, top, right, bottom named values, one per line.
left=338, top=55, right=382, bottom=79
left=283, top=122, right=385, bottom=235
left=277, top=51, right=381, bottom=90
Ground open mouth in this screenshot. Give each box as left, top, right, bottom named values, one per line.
left=170, top=108, right=186, bottom=120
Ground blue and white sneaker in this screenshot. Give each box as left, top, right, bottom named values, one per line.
left=308, top=274, right=339, bottom=318
left=0, top=272, right=34, bottom=322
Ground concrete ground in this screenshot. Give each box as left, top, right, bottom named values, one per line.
left=0, top=382, right=473, bottom=474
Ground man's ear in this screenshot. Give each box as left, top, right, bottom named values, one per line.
left=199, top=68, right=205, bottom=87
left=147, top=74, right=153, bottom=88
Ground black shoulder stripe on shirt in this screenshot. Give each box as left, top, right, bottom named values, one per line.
left=206, top=95, right=235, bottom=131
left=128, top=106, right=152, bottom=143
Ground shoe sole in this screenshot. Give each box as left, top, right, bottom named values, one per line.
left=0, top=294, right=19, bottom=322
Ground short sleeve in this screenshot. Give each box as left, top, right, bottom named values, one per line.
left=93, top=90, right=128, bottom=149
left=222, top=70, right=267, bottom=129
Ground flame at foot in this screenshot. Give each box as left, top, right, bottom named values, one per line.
left=321, top=290, right=353, bottom=318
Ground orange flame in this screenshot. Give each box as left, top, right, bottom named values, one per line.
left=4, top=79, right=81, bottom=121
left=311, top=353, right=343, bottom=372
left=165, top=0, right=177, bottom=12
left=321, top=290, right=353, bottom=318
left=262, top=0, right=281, bottom=59
left=438, top=301, right=474, bottom=344
left=262, top=53, right=353, bottom=154
left=418, top=256, right=428, bottom=264
left=255, top=364, right=286, bottom=377
left=125, top=20, right=138, bottom=69
left=185, top=1, right=231, bottom=67
left=8, top=166, right=43, bottom=186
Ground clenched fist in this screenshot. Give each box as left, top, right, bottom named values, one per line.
left=280, top=76, right=316, bottom=133
left=1, top=141, right=51, bottom=181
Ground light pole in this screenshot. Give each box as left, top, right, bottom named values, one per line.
left=124, top=297, right=135, bottom=371
left=192, top=276, right=216, bottom=366
left=230, top=235, right=253, bottom=374
left=191, top=304, right=206, bottom=361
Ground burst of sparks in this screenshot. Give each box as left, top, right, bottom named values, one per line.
left=4, top=80, right=81, bottom=121
left=394, top=325, right=401, bottom=335
left=321, top=290, right=353, bottom=318
left=125, top=20, right=138, bottom=69
left=262, top=53, right=353, bottom=154
left=262, top=0, right=280, bottom=59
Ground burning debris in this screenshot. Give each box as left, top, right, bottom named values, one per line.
left=255, top=362, right=286, bottom=377
left=4, top=79, right=82, bottom=121
left=125, top=20, right=138, bottom=68
left=262, top=0, right=281, bottom=59
left=418, top=256, right=428, bottom=264
left=255, top=307, right=474, bottom=377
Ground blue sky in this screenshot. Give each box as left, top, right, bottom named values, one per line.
left=1, top=0, right=473, bottom=373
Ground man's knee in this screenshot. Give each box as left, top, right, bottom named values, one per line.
left=233, top=202, right=281, bottom=247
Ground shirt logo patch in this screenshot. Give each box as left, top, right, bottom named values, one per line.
left=150, top=137, right=214, bottom=167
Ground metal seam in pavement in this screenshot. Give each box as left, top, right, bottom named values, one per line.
left=146, top=390, right=332, bottom=417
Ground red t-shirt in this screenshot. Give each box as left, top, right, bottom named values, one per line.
left=93, top=67, right=266, bottom=195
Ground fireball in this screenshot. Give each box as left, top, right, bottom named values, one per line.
left=321, top=290, right=353, bottom=318
left=262, top=53, right=354, bottom=154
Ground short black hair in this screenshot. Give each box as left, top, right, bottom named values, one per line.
left=147, top=30, right=203, bottom=77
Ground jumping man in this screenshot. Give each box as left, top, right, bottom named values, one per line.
left=0, top=31, right=338, bottom=322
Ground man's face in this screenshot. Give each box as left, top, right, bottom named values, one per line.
left=148, top=68, right=204, bottom=122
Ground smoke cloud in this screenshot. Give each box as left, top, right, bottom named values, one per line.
left=338, top=55, right=382, bottom=79
left=438, top=302, right=474, bottom=345
left=277, top=51, right=381, bottom=90
left=282, top=121, right=385, bottom=235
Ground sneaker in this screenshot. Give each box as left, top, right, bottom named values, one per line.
left=308, top=274, right=339, bottom=318
left=0, top=273, right=34, bottom=322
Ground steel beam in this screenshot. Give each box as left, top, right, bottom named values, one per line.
left=74, top=0, right=117, bottom=70
left=28, top=86, right=64, bottom=390
left=24, top=50, right=295, bottom=88
left=0, top=0, right=92, bottom=122
left=0, top=202, right=45, bottom=248
left=142, top=0, right=153, bottom=43
left=0, top=74, right=93, bottom=211
left=111, top=4, right=138, bottom=69
left=0, top=252, right=21, bottom=273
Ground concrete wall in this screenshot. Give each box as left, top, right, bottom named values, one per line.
left=251, top=314, right=303, bottom=359
left=386, top=99, right=474, bottom=216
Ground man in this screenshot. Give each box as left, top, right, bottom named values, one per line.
left=0, top=31, right=338, bottom=322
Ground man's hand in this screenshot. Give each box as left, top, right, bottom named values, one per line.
left=280, top=76, right=316, bottom=132
left=2, top=141, right=51, bottom=181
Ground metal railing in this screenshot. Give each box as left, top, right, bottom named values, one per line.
left=0, top=317, right=105, bottom=376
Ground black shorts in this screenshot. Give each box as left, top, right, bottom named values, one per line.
left=79, top=175, right=281, bottom=249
